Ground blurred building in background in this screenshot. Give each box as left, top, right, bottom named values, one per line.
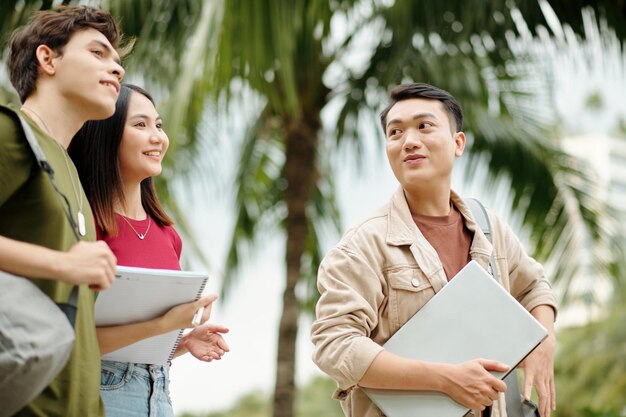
left=558, top=133, right=626, bottom=326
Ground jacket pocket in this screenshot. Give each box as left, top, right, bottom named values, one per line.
left=386, top=266, right=435, bottom=331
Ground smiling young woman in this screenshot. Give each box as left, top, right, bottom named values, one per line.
left=68, top=84, right=228, bottom=417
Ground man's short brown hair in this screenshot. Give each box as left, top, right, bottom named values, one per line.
left=7, top=5, right=131, bottom=103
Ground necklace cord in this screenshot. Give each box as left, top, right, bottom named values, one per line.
left=120, top=215, right=151, bottom=240
left=18, top=108, right=81, bottom=241
left=21, top=106, right=82, bottom=210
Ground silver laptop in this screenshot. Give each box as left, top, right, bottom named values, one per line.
left=363, top=260, right=547, bottom=417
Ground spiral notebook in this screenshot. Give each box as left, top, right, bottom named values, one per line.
left=363, top=261, right=547, bottom=417
left=94, top=266, right=209, bottom=364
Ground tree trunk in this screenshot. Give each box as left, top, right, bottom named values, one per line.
left=272, top=119, right=318, bottom=417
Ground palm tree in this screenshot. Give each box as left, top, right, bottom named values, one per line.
left=201, top=2, right=625, bottom=416
left=180, top=2, right=625, bottom=416
left=1, top=2, right=625, bottom=417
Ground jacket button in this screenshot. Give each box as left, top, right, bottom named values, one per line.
left=411, top=278, right=420, bottom=287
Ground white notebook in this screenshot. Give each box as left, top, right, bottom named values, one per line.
left=363, top=260, right=547, bottom=417
left=95, top=266, right=209, bottom=364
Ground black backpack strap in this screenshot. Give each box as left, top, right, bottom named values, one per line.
left=1, top=105, right=80, bottom=326
left=15, top=112, right=81, bottom=242
left=14, top=111, right=55, bottom=176
left=465, top=197, right=539, bottom=417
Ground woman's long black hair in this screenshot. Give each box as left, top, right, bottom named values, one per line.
left=68, top=84, right=174, bottom=237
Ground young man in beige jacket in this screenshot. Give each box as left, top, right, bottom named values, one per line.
left=311, top=83, right=557, bottom=417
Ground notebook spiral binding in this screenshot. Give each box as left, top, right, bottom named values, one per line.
left=166, top=277, right=209, bottom=362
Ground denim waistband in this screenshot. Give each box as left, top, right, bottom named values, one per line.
left=101, top=360, right=169, bottom=379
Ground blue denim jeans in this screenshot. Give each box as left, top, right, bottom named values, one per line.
left=100, top=360, right=174, bottom=417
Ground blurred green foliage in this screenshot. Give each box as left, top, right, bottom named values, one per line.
left=1, top=2, right=625, bottom=416
left=178, top=376, right=343, bottom=417
left=554, top=303, right=626, bottom=416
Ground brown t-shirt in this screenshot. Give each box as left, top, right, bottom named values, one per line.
left=412, top=202, right=473, bottom=281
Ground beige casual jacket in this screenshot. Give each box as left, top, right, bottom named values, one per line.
left=311, top=187, right=558, bottom=417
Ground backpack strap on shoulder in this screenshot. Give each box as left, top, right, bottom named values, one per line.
left=1, top=106, right=79, bottom=241
left=465, top=197, right=499, bottom=282
left=17, top=113, right=56, bottom=176
left=465, top=197, right=491, bottom=241
left=0, top=105, right=55, bottom=177
left=464, top=197, right=537, bottom=417
left=0, top=105, right=79, bottom=326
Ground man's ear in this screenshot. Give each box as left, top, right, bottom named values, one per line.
left=35, top=45, right=58, bottom=76
left=454, top=131, right=466, bottom=157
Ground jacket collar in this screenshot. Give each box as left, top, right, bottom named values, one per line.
left=386, top=186, right=417, bottom=246
left=385, top=186, right=494, bottom=274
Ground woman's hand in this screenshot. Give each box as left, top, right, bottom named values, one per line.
left=182, top=323, right=230, bottom=362
left=159, top=294, right=218, bottom=332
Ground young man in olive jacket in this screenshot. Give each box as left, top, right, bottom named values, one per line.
left=0, top=6, right=129, bottom=416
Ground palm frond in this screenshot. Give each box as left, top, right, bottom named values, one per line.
left=221, top=105, right=287, bottom=298
left=500, top=3, right=626, bottom=307
left=334, top=2, right=625, bottom=310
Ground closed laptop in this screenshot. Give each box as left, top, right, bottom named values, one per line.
left=363, top=260, right=547, bottom=417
